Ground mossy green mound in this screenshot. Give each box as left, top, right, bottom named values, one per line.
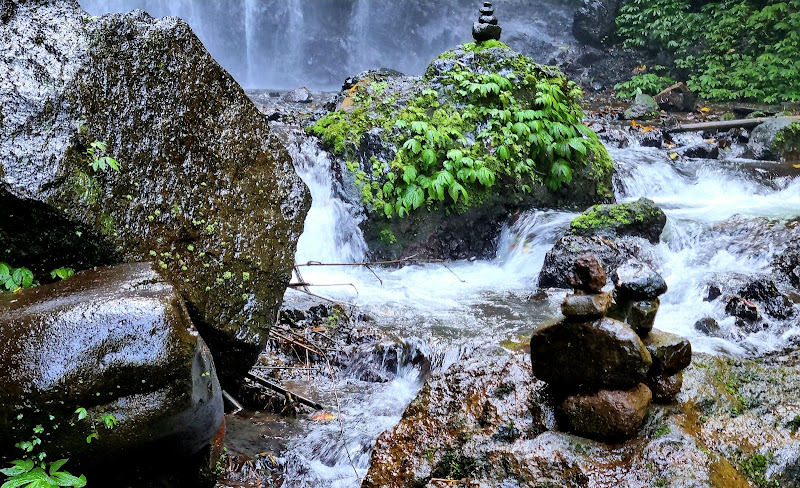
left=570, top=198, right=666, bottom=244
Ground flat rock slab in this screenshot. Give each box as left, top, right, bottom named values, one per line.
left=0, top=263, right=223, bottom=464
left=613, top=259, right=668, bottom=300
left=642, top=328, right=692, bottom=374
left=558, top=383, right=652, bottom=441
left=530, top=316, right=652, bottom=390
left=561, top=292, right=611, bottom=318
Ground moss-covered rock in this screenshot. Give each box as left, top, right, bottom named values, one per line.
left=570, top=197, right=666, bottom=243
left=308, top=42, right=614, bottom=260
left=0, top=0, right=310, bottom=382
left=746, top=117, right=800, bottom=161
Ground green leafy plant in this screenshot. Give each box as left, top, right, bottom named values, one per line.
left=617, top=0, right=800, bottom=102
left=739, top=453, right=779, bottom=488
left=49, top=268, right=74, bottom=281
left=614, top=72, right=675, bottom=100
left=86, top=141, right=120, bottom=173
left=308, top=43, right=610, bottom=219
left=0, top=263, right=34, bottom=291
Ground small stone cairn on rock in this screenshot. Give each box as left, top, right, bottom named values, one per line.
left=530, top=254, right=692, bottom=441
left=472, top=2, right=502, bottom=42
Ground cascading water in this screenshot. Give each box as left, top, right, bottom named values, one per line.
left=277, top=128, right=800, bottom=486
left=78, top=0, right=580, bottom=89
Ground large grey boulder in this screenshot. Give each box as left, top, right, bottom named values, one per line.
left=746, top=117, right=800, bottom=161
left=0, top=0, right=310, bottom=382
left=0, top=263, right=223, bottom=467
left=623, top=93, right=660, bottom=119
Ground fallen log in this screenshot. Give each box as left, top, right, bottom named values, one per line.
left=669, top=115, right=800, bottom=133
left=245, top=371, right=324, bottom=410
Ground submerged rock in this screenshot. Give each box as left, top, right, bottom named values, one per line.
left=0, top=263, right=223, bottom=473
left=0, top=0, right=310, bottom=382
left=558, top=383, right=652, bottom=441
left=530, top=317, right=652, bottom=391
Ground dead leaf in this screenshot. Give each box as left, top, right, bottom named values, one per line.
left=669, top=153, right=679, bottom=160
left=311, top=412, right=336, bottom=422
left=700, top=107, right=710, bottom=112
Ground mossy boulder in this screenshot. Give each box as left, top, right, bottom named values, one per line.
left=0, top=0, right=310, bottom=382
left=308, top=42, right=614, bottom=260
left=746, top=117, right=800, bottom=161
left=570, top=197, right=666, bottom=243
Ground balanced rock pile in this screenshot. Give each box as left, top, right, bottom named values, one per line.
left=472, top=2, right=502, bottom=42
left=530, top=254, right=692, bottom=441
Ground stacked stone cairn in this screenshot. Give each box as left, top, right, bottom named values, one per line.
left=530, top=254, right=692, bottom=441
left=472, top=2, right=502, bottom=42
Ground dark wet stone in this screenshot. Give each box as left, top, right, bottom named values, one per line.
left=479, top=6, right=494, bottom=15
left=606, top=293, right=633, bottom=322
left=283, top=87, right=313, bottom=103
left=739, top=279, right=795, bottom=320
left=472, top=22, right=502, bottom=42
left=642, top=329, right=692, bottom=374
left=613, top=259, right=668, bottom=300
left=561, top=292, right=612, bottom=318
left=725, top=296, right=759, bottom=322
left=654, top=82, right=696, bottom=112
left=639, top=129, right=663, bottom=148
left=679, top=141, right=719, bottom=159
left=558, top=383, right=652, bottom=441
left=0, top=263, right=223, bottom=466
left=694, top=317, right=721, bottom=336
left=623, top=93, right=660, bottom=119
left=773, top=244, right=800, bottom=288
left=704, top=284, right=722, bottom=302
left=530, top=317, right=652, bottom=390
left=627, top=298, right=659, bottom=335
left=538, top=235, right=648, bottom=289
left=566, top=253, right=607, bottom=293
left=0, top=0, right=310, bottom=384
left=479, top=15, right=498, bottom=25
left=573, top=0, right=622, bottom=46
left=645, top=371, right=683, bottom=403
left=569, top=198, right=667, bottom=244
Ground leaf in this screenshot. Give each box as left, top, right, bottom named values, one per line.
left=0, top=460, right=34, bottom=477
left=74, top=408, right=87, bottom=421
left=0, top=467, right=51, bottom=488
left=476, top=167, right=495, bottom=187
left=50, top=470, right=86, bottom=487
left=402, top=165, right=417, bottom=184
left=448, top=181, right=468, bottom=204
left=421, top=149, right=436, bottom=167
left=446, top=149, right=463, bottom=163
left=0, top=263, right=10, bottom=280
left=669, top=152, right=679, bottom=160
left=48, top=460, right=68, bottom=476
left=496, top=145, right=511, bottom=160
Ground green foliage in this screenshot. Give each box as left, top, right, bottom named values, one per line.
left=0, top=263, right=35, bottom=291
left=614, top=72, right=675, bottom=100
left=308, top=45, right=607, bottom=218
left=431, top=450, right=480, bottom=480
left=86, top=141, right=120, bottom=173
left=50, top=268, right=74, bottom=281
left=617, top=0, right=800, bottom=102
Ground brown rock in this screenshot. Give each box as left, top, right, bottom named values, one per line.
left=566, top=253, right=607, bottom=293
left=655, top=82, right=696, bottom=112
left=646, top=371, right=683, bottom=403
left=561, top=292, right=612, bottom=318
left=530, top=317, right=652, bottom=390
left=558, top=383, right=652, bottom=441
left=628, top=298, right=659, bottom=335
left=642, top=329, right=692, bottom=374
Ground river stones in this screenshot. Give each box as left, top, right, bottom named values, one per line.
left=561, top=292, right=612, bottom=318
left=642, top=329, right=692, bottom=374
left=613, top=259, right=668, bottom=300
left=283, top=87, right=313, bottom=103
left=566, top=253, right=607, bottom=293
left=745, top=116, right=800, bottom=161
left=0, top=263, right=223, bottom=468
left=558, top=383, right=652, bottom=441
left=645, top=371, right=683, bottom=403
left=530, top=317, right=652, bottom=390
left=655, top=82, right=696, bottom=112
left=472, top=2, right=502, bottom=42
left=627, top=298, right=659, bottom=334
left=570, top=198, right=667, bottom=244
left=623, top=93, right=660, bottom=119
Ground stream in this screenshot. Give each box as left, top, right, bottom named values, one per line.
left=259, top=128, right=800, bottom=487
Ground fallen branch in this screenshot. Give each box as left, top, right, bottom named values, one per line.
left=245, top=372, right=323, bottom=410
left=296, top=256, right=466, bottom=283
left=668, top=115, right=800, bottom=133
left=222, top=389, right=243, bottom=415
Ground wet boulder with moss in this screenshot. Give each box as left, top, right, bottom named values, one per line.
left=308, top=41, right=614, bottom=260
left=0, top=0, right=310, bottom=383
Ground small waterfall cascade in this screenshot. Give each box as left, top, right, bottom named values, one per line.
left=78, top=0, right=579, bottom=89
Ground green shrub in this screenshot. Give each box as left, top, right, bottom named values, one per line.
left=308, top=43, right=608, bottom=218
left=614, top=72, right=675, bottom=100
left=617, top=0, right=800, bottom=102
left=0, top=263, right=34, bottom=291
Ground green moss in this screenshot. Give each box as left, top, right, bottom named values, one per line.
left=739, top=453, right=778, bottom=488
left=308, top=43, right=609, bottom=219
left=99, top=213, right=114, bottom=235
left=378, top=228, right=397, bottom=244
left=773, top=121, right=800, bottom=161
left=570, top=199, right=661, bottom=233
left=71, top=170, right=100, bottom=205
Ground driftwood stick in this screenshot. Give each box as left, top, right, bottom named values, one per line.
left=245, top=372, right=323, bottom=410
left=222, top=389, right=243, bottom=415
left=669, top=115, right=800, bottom=133
left=270, top=330, right=325, bottom=356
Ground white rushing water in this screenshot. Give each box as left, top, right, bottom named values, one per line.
left=276, top=132, right=800, bottom=487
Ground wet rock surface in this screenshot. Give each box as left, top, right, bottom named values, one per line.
left=746, top=117, right=800, bottom=161
left=0, top=263, right=223, bottom=474
left=472, top=2, right=502, bottom=42
left=613, top=259, right=669, bottom=300
left=0, top=0, right=310, bottom=382
left=566, top=253, right=608, bottom=293
left=624, top=93, right=660, bottom=120
left=573, top=0, right=622, bottom=46
left=569, top=197, right=667, bottom=244
left=655, top=82, right=696, bottom=112
left=642, top=329, right=693, bottom=374
left=558, top=383, right=652, bottom=441
left=530, top=316, right=652, bottom=390
left=365, top=347, right=800, bottom=488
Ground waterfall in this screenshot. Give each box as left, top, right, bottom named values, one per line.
left=79, top=0, right=581, bottom=89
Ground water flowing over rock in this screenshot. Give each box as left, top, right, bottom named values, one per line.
left=0, top=0, right=310, bottom=383
left=0, top=263, right=223, bottom=481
